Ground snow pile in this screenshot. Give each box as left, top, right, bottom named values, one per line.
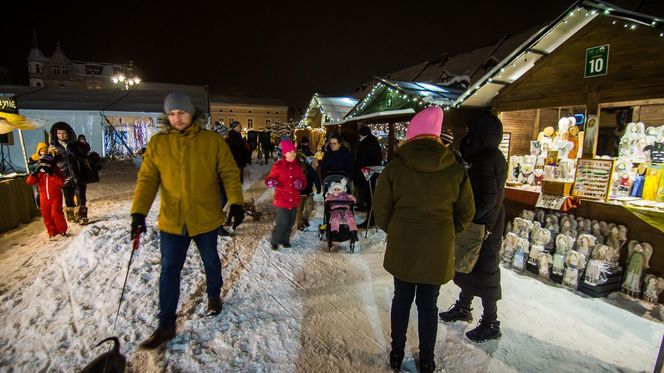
left=0, top=160, right=662, bottom=372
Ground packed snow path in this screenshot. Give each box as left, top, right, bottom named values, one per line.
left=0, top=160, right=663, bottom=372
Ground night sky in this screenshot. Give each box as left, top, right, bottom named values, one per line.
left=2, top=1, right=663, bottom=109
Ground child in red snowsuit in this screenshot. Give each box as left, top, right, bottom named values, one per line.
left=265, top=139, right=306, bottom=250
left=26, top=154, right=68, bottom=238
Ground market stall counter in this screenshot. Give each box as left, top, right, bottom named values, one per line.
left=0, top=175, right=39, bottom=233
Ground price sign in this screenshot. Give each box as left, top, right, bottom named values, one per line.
left=536, top=194, right=567, bottom=210
left=585, top=44, right=609, bottom=78
left=572, top=158, right=615, bottom=201
left=499, top=132, right=511, bottom=160
left=651, top=142, right=664, bottom=163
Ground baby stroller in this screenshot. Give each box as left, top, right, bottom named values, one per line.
left=318, top=173, right=359, bottom=252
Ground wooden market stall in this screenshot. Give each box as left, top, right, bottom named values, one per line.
left=455, top=1, right=664, bottom=276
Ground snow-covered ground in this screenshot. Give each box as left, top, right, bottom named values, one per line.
left=1, top=160, right=663, bottom=372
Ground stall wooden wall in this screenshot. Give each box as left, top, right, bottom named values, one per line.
left=499, top=110, right=536, bottom=155
left=638, top=104, right=664, bottom=125
left=493, top=17, right=664, bottom=113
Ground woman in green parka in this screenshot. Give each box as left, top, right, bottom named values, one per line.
left=373, top=107, right=475, bottom=373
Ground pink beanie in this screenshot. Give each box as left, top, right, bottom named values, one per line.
left=406, top=107, right=444, bottom=140
left=280, top=139, right=296, bottom=153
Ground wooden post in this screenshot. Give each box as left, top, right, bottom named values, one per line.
left=388, top=122, right=395, bottom=161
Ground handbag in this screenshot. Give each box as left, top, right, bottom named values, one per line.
left=454, top=222, right=486, bottom=273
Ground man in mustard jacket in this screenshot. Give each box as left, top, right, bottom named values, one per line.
left=130, top=92, right=245, bottom=349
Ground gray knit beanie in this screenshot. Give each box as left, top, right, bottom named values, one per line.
left=164, top=92, right=195, bottom=115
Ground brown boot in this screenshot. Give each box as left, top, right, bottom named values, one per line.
left=64, top=207, right=76, bottom=222
left=139, top=325, right=176, bottom=350
left=77, top=206, right=89, bottom=225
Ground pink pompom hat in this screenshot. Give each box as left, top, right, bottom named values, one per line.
left=280, top=139, right=296, bottom=153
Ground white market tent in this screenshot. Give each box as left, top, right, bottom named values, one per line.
left=0, top=84, right=208, bottom=172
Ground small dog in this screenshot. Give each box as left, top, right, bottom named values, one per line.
left=79, top=336, right=126, bottom=373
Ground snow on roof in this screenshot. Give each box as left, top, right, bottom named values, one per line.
left=301, top=94, right=358, bottom=126
left=0, top=84, right=209, bottom=113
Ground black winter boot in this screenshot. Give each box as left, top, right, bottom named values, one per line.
left=207, top=297, right=223, bottom=316
left=139, top=325, right=176, bottom=349
left=439, top=302, right=473, bottom=323
left=389, top=350, right=404, bottom=371
left=466, top=319, right=501, bottom=342
left=419, top=359, right=436, bottom=373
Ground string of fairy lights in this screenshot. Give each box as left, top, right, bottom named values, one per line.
left=346, top=80, right=455, bottom=119
left=452, top=4, right=664, bottom=108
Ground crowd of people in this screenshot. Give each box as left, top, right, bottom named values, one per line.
left=25, top=91, right=505, bottom=372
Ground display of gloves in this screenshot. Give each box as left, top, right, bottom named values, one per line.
left=131, top=213, right=147, bottom=238
left=293, top=179, right=303, bottom=190
left=266, top=178, right=278, bottom=189
left=229, top=204, right=245, bottom=229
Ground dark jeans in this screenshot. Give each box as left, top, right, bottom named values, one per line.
left=270, top=207, right=296, bottom=245
left=75, top=182, right=87, bottom=206
left=458, top=290, right=498, bottom=321
left=62, top=185, right=76, bottom=207
left=391, top=277, right=441, bottom=362
left=158, top=229, right=223, bottom=328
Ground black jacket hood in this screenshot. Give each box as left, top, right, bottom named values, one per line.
left=461, top=113, right=503, bottom=161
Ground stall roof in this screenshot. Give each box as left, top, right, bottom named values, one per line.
left=0, top=84, right=209, bottom=114
left=345, top=78, right=464, bottom=119
left=324, top=108, right=415, bottom=126
left=352, top=26, right=541, bottom=100
left=454, top=0, right=664, bottom=108
left=301, top=94, right=358, bottom=125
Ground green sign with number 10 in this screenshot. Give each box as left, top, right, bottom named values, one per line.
left=585, top=44, right=609, bottom=78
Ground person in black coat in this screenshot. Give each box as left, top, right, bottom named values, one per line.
left=227, top=121, right=250, bottom=183
left=319, top=135, right=353, bottom=178
left=439, top=113, right=507, bottom=343
left=297, top=136, right=314, bottom=156
left=354, top=126, right=382, bottom=225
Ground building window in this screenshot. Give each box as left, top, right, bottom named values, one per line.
left=85, top=65, right=102, bottom=75
left=62, top=66, right=69, bottom=75
left=35, top=82, right=42, bottom=87
left=266, top=119, right=271, bottom=125
left=247, top=119, right=253, bottom=129
left=53, top=65, right=60, bottom=74
left=276, top=112, right=279, bottom=114
left=35, top=64, right=41, bottom=73
left=229, top=110, right=233, bottom=112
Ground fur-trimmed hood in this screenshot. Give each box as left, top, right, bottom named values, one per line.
left=49, top=122, right=76, bottom=146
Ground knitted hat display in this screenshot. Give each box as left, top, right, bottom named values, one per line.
left=280, top=139, right=296, bottom=154
left=406, top=107, right=443, bottom=140
left=164, top=92, right=195, bottom=115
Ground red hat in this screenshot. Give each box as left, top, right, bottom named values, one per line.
left=280, top=139, right=296, bottom=153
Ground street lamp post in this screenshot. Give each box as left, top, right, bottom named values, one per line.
left=111, top=64, right=141, bottom=90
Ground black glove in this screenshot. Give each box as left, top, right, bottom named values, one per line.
left=131, top=213, right=146, bottom=238
left=229, top=204, right=245, bottom=230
